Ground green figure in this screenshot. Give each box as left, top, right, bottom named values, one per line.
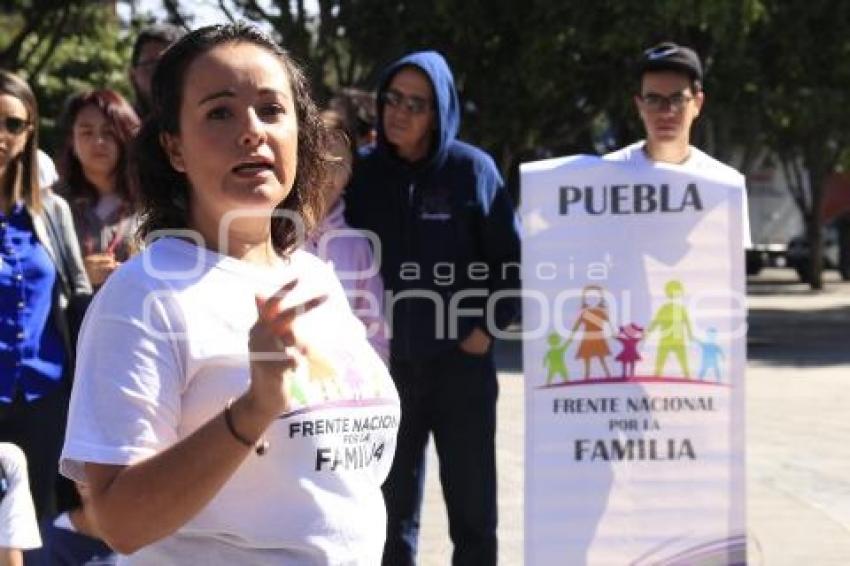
left=646, top=280, right=694, bottom=378
left=544, top=332, right=572, bottom=384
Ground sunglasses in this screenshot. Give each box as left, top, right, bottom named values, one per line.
left=0, top=116, right=29, bottom=135
left=382, top=89, right=432, bottom=115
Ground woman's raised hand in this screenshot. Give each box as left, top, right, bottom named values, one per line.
left=246, top=279, right=327, bottom=419
left=84, top=252, right=119, bottom=286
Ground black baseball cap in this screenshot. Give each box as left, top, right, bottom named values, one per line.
left=637, top=42, right=703, bottom=82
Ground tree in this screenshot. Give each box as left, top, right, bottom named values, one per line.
left=1, top=1, right=132, bottom=153
left=751, top=0, right=850, bottom=289
left=128, top=0, right=850, bottom=289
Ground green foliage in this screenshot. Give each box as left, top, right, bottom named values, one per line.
left=5, top=0, right=847, bottom=287
left=744, top=0, right=850, bottom=287
left=1, top=2, right=132, bottom=153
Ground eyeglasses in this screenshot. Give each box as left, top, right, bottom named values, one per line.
left=382, top=89, right=432, bottom=115
left=0, top=116, right=29, bottom=136
left=639, top=92, right=694, bottom=113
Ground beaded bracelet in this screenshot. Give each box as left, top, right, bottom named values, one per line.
left=224, top=398, right=269, bottom=456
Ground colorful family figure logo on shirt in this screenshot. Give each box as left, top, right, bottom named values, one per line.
left=541, top=280, right=726, bottom=385
left=286, top=345, right=393, bottom=412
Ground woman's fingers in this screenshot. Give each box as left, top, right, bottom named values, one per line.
left=248, top=323, right=299, bottom=365
left=265, top=294, right=327, bottom=338
left=252, top=283, right=327, bottom=358
left=256, top=279, right=299, bottom=321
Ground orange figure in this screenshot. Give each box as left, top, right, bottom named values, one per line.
left=570, top=285, right=614, bottom=379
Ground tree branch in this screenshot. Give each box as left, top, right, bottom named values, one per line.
left=162, top=0, right=191, bottom=30
left=0, top=12, right=42, bottom=69
left=217, top=0, right=237, bottom=23
left=242, top=0, right=273, bottom=22
left=28, top=4, right=73, bottom=81
left=345, top=49, right=357, bottom=86
left=17, top=21, right=52, bottom=70
left=295, top=0, right=307, bottom=25
left=780, top=150, right=808, bottom=216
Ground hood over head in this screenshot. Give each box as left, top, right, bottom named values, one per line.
left=375, top=50, right=460, bottom=169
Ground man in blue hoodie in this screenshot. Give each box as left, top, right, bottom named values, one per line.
left=346, top=51, right=520, bottom=566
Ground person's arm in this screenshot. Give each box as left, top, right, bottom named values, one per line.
left=646, top=313, right=659, bottom=336
left=52, top=193, right=93, bottom=296
left=570, top=311, right=584, bottom=334
left=460, top=155, right=520, bottom=353
left=81, top=283, right=325, bottom=554
left=604, top=315, right=617, bottom=340
left=683, top=311, right=695, bottom=342
left=458, top=326, right=492, bottom=355
left=0, top=444, right=41, bottom=560
left=354, top=242, right=390, bottom=364
left=84, top=393, right=275, bottom=554
left=0, top=548, right=22, bottom=566
left=476, top=154, right=521, bottom=333
left=83, top=253, right=118, bottom=288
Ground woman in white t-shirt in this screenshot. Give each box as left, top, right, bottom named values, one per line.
left=61, top=23, right=399, bottom=565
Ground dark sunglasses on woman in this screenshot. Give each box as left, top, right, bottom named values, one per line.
left=0, top=116, right=28, bottom=135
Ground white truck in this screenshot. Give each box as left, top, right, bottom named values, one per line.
left=744, top=152, right=805, bottom=275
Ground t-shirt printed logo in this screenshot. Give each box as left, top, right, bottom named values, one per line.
left=284, top=343, right=395, bottom=414
left=287, top=411, right=399, bottom=473
left=280, top=341, right=400, bottom=476
left=419, top=188, right=453, bottom=221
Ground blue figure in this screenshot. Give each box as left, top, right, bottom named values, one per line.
left=697, top=327, right=724, bottom=381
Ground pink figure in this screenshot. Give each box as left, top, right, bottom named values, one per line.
left=615, top=323, right=644, bottom=378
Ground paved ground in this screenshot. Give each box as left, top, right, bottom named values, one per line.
left=417, top=268, right=850, bottom=565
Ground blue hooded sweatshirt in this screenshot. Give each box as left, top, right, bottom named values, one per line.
left=345, top=51, right=521, bottom=362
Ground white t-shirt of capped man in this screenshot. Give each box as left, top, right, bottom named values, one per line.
left=60, top=237, right=400, bottom=566
left=604, top=141, right=753, bottom=248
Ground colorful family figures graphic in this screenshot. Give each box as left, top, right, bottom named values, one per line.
left=542, top=280, right=726, bottom=384
left=285, top=346, right=393, bottom=409
left=544, top=332, right=572, bottom=384
left=614, top=323, right=644, bottom=378
left=646, top=279, right=694, bottom=378
left=696, top=327, right=724, bottom=381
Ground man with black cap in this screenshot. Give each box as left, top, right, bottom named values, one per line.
left=606, top=41, right=751, bottom=245
left=610, top=41, right=705, bottom=164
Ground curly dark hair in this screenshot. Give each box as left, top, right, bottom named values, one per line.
left=58, top=89, right=140, bottom=207
left=133, top=22, right=327, bottom=254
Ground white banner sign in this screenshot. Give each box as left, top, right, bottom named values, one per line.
left=521, top=155, right=747, bottom=565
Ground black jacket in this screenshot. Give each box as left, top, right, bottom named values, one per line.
left=346, top=51, right=520, bottom=362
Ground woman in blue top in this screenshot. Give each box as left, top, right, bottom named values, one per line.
left=0, top=70, right=91, bottom=520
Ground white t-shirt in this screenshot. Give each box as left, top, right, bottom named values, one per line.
left=61, top=238, right=400, bottom=565
left=604, top=141, right=753, bottom=248
left=0, top=443, right=42, bottom=550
